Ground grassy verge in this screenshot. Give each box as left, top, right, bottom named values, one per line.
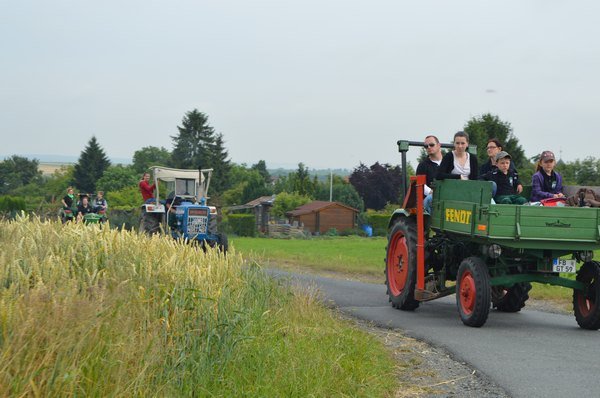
left=232, top=236, right=600, bottom=310
left=0, top=217, right=397, bottom=396
left=232, top=236, right=387, bottom=281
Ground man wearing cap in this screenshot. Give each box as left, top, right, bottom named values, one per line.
left=480, top=151, right=527, bottom=205
left=531, top=150, right=564, bottom=202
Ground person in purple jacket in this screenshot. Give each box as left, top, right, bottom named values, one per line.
left=531, top=150, right=565, bottom=202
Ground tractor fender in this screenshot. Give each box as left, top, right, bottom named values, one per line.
left=387, top=209, right=413, bottom=231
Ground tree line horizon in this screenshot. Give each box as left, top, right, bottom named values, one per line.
left=1, top=110, right=599, bottom=214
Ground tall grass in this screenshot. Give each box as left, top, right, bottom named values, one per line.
left=0, top=216, right=396, bottom=396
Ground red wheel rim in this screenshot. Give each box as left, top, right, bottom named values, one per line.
left=387, top=231, right=409, bottom=296
left=459, top=270, right=476, bottom=315
left=577, top=275, right=597, bottom=317
left=577, top=290, right=596, bottom=317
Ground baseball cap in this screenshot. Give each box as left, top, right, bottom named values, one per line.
left=540, top=151, right=555, bottom=161
left=495, top=151, right=511, bottom=162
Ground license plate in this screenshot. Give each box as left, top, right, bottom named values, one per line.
left=553, top=258, right=576, bottom=273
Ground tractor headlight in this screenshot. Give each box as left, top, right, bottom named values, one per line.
left=487, top=244, right=502, bottom=259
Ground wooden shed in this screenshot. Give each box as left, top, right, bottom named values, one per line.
left=286, top=201, right=358, bottom=235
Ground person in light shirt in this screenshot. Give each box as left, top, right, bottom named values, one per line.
left=436, top=131, right=478, bottom=181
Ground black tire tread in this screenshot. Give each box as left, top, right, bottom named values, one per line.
left=456, top=256, right=491, bottom=327
left=385, top=218, right=420, bottom=311
left=493, top=282, right=532, bottom=312
left=573, top=261, right=600, bottom=330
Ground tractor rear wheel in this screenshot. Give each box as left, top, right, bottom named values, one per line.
left=573, top=261, right=600, bottom=330
left=492, top=282, right=532, bottom=312
left=385, top=218, right=419, bottom=311
left=217, top=233, right=229, bottom=254
left=457, top=257, right=491, bottom=327
left=140, top=211, right=161, bottom=235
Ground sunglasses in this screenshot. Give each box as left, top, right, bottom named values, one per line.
left=423, top=143, right=437, bottom=148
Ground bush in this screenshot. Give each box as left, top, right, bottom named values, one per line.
left=0, top=195, right=27, bottom=215
left=365, top=213, right=390, bottom=236
left=108, top=208, right=141, bottom=230
left=226, top=214, right=256, bottom=237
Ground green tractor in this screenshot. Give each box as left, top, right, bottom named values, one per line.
left=386, top=140, right=600, bottom=328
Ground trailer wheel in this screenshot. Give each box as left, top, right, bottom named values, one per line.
left=492, top=283, right=532, bottom=312
left=385, top=218, right=419, bottom=310
left=457, top=257, right=491, bottom=327
left=574, top=261, right=600, bottom=330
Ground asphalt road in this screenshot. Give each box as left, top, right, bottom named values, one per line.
left=269, top=269, right=600, bottom=398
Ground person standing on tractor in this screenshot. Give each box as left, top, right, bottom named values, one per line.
left=436, top=131, right=478, bottom=181
left=531, top=150, right=564, bottom=202
left=139, top=172, right=156, bottom=203
left=417, top=135, right=442, bottom=213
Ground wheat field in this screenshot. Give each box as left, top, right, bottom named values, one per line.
left=0, top=216, right=396, bottom=396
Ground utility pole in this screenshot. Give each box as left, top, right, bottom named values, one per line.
left=329, top=169, right=333, bottom=202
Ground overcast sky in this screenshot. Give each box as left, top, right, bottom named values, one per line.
left=1, top=1, right=599, bottom=170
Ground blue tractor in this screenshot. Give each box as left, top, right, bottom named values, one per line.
left=140, top=166, right=228, bottom=252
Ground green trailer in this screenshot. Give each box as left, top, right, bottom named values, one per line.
left=386, top=143, right=600, bottom=328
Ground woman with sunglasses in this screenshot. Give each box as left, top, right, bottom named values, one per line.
left=531, top=150, right=564, bottom=202
left=436, top=131, right=478, bottom=180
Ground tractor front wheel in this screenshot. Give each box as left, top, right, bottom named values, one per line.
left=457, top=257, right=491, bottom=327
left=574, top=261, right=600, bottom=330
left=385, top=218, right=419, bottom=311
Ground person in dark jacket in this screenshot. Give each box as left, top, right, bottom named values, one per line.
left=479, top=138, right=522, bottom=197
left=436, top=131, right=478, bottom=181
left=531, top=150, right=564, bottom=202
left=77, top=195, right=94, bottom=222
left=417, top=135, right=443, bottom=213
left=480, top=151, right=526, bottom=205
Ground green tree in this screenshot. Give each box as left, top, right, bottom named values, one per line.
left=271, top=191, right=311, bottom=219
left=96, top=165, right=138, bottom=193
left=73, top=136, right=111, bottom=193
left=209, top=132, right=232, bottom=194
left=132, top=146, right=171, bottom=174
left=463, top=113, right=527, bottom=169
left=44, top=165, right=75, bottom=201
left=221, top=164, right=273, bottom=206
left=0, top=155, right=42, bottom=194
left=170, top=109, right=231, bottom=194
left=315, top=177, right=364, bottom=211
left=274, top=163, right=317, bottom=197
left=251, top=160, right=271, bottom=184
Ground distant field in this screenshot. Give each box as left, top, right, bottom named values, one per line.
left=38, top=162, right=71, bottom=175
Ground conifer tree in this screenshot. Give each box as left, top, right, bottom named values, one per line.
left=73, top=136, right=111, bottom=193
left=170, top=109, right=231, bottom=194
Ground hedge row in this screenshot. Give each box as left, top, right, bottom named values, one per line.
left=225, top=214, right=256, bottom=237
left=0, top=196, right=27, bottom=213
left=364, top=214, right=390, bottom=237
